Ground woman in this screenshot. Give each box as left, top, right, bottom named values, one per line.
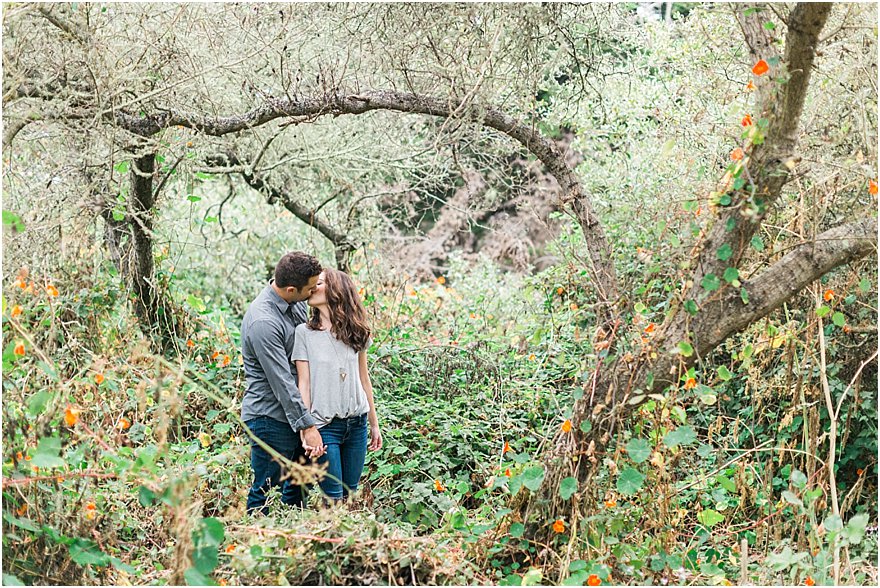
left=292, top=269, right=382, bottom=502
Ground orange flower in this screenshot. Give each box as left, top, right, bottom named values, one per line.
left=752, top=59, right=769, bottom=76
left=605, top=499, right=617, bottom=508
left=823, top=289, right=834, bottom=301
left=211, top=351, right=220, bottom=360
left=64, top=405, right=81, bottom=427
left=804, top=577, right=815, bottom=586
left=594, top=340, right=610, bottom=351
left=218, top=581, right=227, bottom=586
left=683, top=378, right=697, bottom=390
left=13, top=342, right=25, bottom=356
left=870, top=180, right=878, bottom=195
left=552, top=519, right=565, bottom=533
left=434, top=480, right=445, bottom=492
left=24, top=454, right=31, bottom=461
left=469, top=312, right=477, bottom=319
left=221, top=355, right=231, bottom=367
left=503, top=441, right=511, bottom=453
left=116, top=417, right=131, bottom=430
left=224, top=544, right=236, bottom=554
left=16, top=503, right=28, bottom=516
left=741, top=114, right=753, bottom=126
left=857, top=468, right=865, bottom=476
left=186, top=339, right=195, bottom=348
left=504, top=468, right=512, bottom=477
left=644, top=323, right=656, bottom=333
left=557, top=287, right=564, bottom=295
left=15, top=451, right=23, bottom=461
left=731, top=147, right=744, bottom=161
left=84, top=501, right=97, bottom=520
left=10, top=305, right=22, bottom=317
left=561, top=419, right=572, bottom=433
left=436, top=276, right=446, bottom=285
left=570, top=303, right=579, bottom=311
left=94, top=373, right=105, bottom=385
left=746, top=80, right=755, bottom=92
left=46, top=284, right=59, bottom=297
left=587, top=574, right=602, bottom=586
left=528, top=354, right=536, bottom=361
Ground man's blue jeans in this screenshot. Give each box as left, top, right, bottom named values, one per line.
left=244, top=416, right=310, bottom=514
left=317, top=414, right=368, bottom=500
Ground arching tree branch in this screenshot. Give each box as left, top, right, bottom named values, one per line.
left=112, top=90, right=619, bottom=313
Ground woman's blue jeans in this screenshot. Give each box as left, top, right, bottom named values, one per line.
left=317, top=414, right=368, bottom=500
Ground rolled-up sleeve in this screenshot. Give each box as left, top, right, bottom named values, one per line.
left=247, top=319, right=317, bottom=431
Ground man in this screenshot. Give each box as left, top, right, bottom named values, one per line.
left=241, top=251, right=326, bottom=514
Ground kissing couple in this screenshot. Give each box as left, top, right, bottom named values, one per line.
left=240, top=252, right=382, bottom=513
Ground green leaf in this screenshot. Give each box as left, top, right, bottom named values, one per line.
left=110, top=557, right=136, bottom=574
left=859, top=278, right=871, bottom=293
left=677, top=342, right=694, bottom=357
left=717, top=366, right=732, bottom=381
left=625, top=438, right=651, bottom=464
left=663, top=426, right=697, bottom=448
left=579, top=420, right=592, bottom=434
left=521, top=568, right=543, bottom=586
left=187, top=194, right=202, bottom=203
left=559, top=477, right=578, bottom=501
left=112, top=209, right=125, bottom=221
left=732, top=177, right=746, bottom=191
left=616, top=467, right=646, bottom=496
left=184, top=567, right=213, bottom=586
left=716, top=475, right=736, bottom=493
left=569, top=560, right=588, bottom=573
left=750, top=235, right=765, bottom=251
left=831, top=312, right=846, bottom=327
left=31, top=436, right=65, bottom=468
left=27, top=390, right=52, bottom=417
left=696, top=509, right=724, bottom=527
left=139, top=486, right=156, bottom=507
left=763, top=21, right=776, bottom=30
left=701, top=274, right=721, bottom=292
left=842, top=513, right=869, bottom=545
left=815, top=305, right=831, bottom=318
left=740, top=287, right=749, bottom=304
left=509, top=522, right=525, bottom=538
left=69, top=539, right=110, bottom=566
left=522, top=466, right=545, bottom=492
left=2, top=574, right=25, bottom=586
left=716, top=244, right=733, bottom=261
left=723, top=267, right=739, bottom=284
left=186, top=295, right=207, bottom=313
left=790, top=469, right=807, bottom=489
left=823, top=514, right=843, bottom=532
left=2, top=210, right=25, bottom=232
left=114, top=161, right=129, bottom=174
left=684, top=299, right=698, bottom=315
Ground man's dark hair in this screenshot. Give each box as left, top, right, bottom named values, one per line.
left=274, top=252, right=322, bottom=289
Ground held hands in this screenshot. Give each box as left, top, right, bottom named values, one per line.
left=300, top=426, right=326, bottom=459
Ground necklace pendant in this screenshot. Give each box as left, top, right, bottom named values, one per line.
left=339, top=367, right=347, bottom=381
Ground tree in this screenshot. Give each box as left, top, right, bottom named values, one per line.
left=3, top=2, right=875, bottom=538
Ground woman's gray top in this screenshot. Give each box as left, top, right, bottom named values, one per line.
left=292, top=324, right=370, bottom=428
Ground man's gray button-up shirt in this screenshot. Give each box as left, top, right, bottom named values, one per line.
left=240, top=282, right=317, bottom=431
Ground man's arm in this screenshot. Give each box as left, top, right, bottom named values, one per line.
left=248, top=319, right=317, bottom=431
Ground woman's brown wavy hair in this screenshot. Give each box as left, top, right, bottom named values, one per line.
left=307, top=269, right=372, bottom=352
